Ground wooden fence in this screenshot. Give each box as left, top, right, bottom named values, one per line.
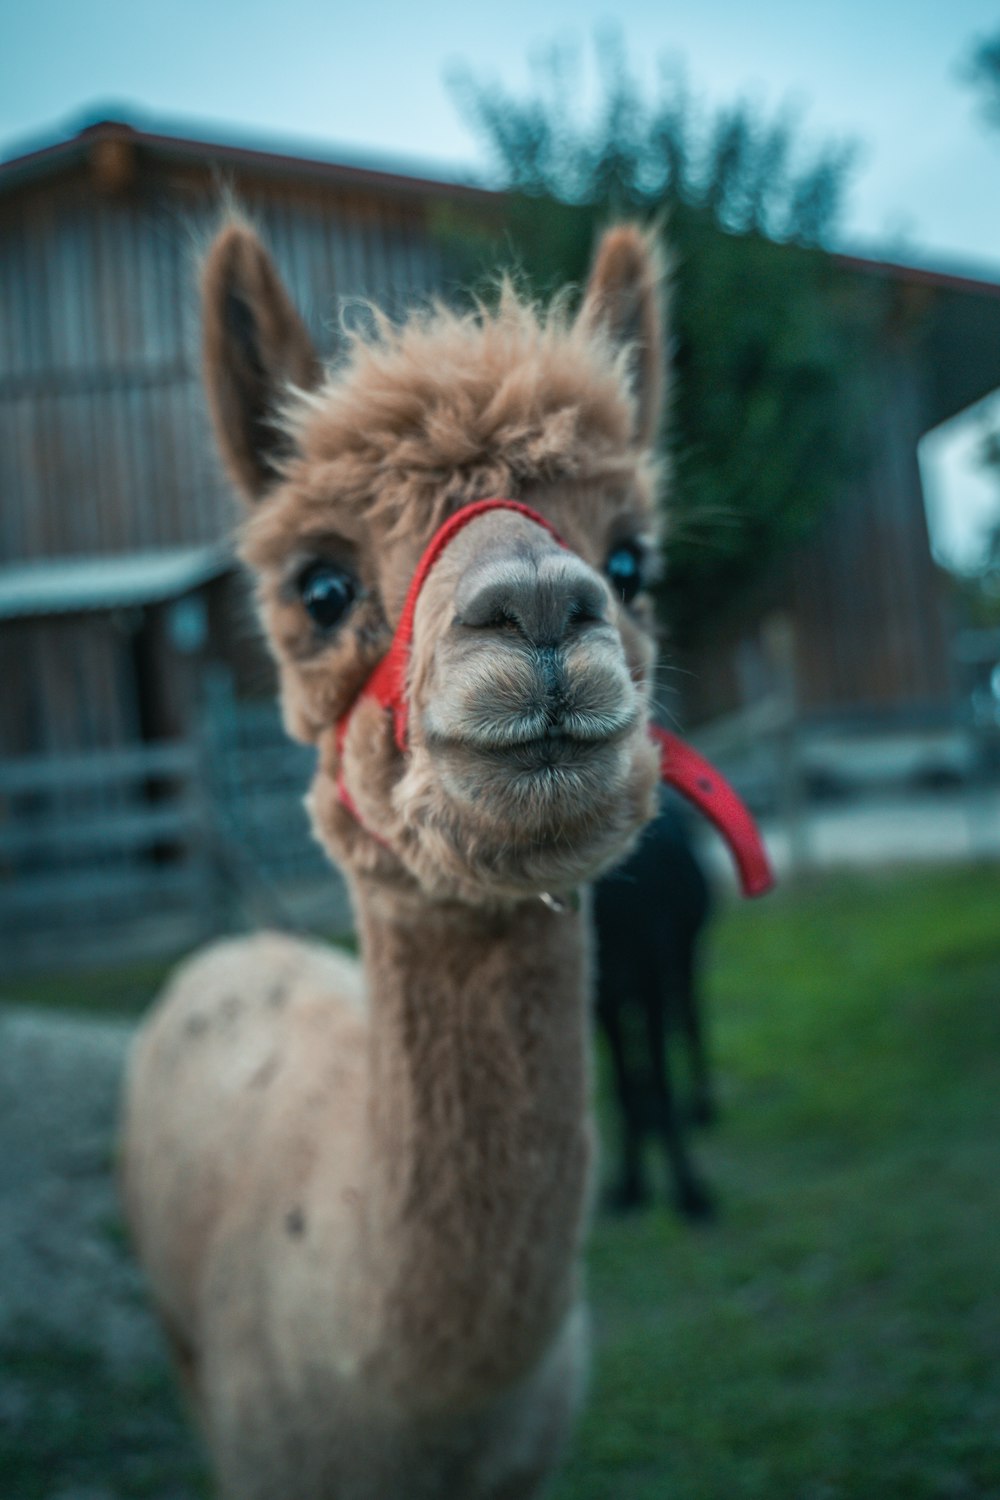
left=3, top=671, right=997, bottom=973
left=0, top=737, right=212, bottom=968
left=0, top=687, right=344, bottom=974
left=201, top=678, right=324, bottom=883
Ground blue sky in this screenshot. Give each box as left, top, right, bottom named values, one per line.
left=5, top=0, right=1000, bottom=564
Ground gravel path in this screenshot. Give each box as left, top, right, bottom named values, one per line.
left=0, top=1008, right=152, bottom=1366
left=0, top=1006, right=205, bottom=1497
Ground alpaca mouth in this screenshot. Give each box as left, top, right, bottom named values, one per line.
left=424, top=711, right=642, bottom=816
left=416, top=709, right=654, bottom=890
left=507, top=730, right=622, bottom=771
left=425, top=706, right=639, bottom=758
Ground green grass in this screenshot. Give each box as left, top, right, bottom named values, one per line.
left=555, top=864, right=1000, bottom=1500
left=2, top=865, right=998, bottom=1497
left=0, top=1325, right=208, bottom=1500
left=0, top=953, right=179, bottom=1017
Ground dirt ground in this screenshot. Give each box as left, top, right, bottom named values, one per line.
left=0, top=1006, right=206, bottom=1498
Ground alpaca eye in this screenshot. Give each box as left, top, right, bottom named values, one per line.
left=298, top=562, right=357, bottom=630
left=605, top=543, right=645, bottom=606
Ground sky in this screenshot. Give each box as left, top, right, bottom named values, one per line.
left=4, top=0, right=1000, bottom=568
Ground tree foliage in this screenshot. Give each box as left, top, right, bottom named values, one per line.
left=964, top=27, right=1000, bottom=130
left=450, top=39, right=869, bottom=643
left=452, top=38, right=855, bottom=244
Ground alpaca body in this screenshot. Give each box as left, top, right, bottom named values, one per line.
left=122, top=218, right=672, bottom=1496
left=593, top=791, right=715, bottom=1216
left=124, top=902, right=592, bottom=1498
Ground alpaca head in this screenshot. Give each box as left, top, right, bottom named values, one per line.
left=202, top=218, right=669, bottom=904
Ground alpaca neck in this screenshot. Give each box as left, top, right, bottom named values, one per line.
left=352, top=876, right=593, bottom=1406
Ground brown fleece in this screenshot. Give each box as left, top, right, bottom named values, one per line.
left=121, top=219, right=669, bottom=1500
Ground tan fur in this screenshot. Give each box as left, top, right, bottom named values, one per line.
left=121, top=221, right=668, bottom=1499
left=201, top=216, right=324, bottom=498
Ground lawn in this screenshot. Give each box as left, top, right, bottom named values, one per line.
left=2, top=864, right=998, bottom=1498
left=556, top=864, right=1000, bottom=1500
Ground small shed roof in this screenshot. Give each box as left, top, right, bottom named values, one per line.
left=0, top=546, right=231, bottom=620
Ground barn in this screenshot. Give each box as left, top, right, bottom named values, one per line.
left=4, top=116, right=1000, bottom=742
left=0, top=114, right=502, bottom=759
left=2, top=112, right=999, bottom=959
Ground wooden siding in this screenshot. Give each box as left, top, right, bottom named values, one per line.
left=0, top=161, right=452, bottom=565
left=790, top=338, right=951, bottom=713
left=674, top=331, right=953, bottom=725
left=0, top=612, right=140, bottom=756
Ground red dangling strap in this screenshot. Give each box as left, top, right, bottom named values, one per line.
left=650, top=725, right=774, bottom=898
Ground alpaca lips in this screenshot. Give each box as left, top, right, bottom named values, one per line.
left=335, top=498, right=775, bottom=900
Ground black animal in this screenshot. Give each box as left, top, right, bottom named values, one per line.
left=592, top=790, right=716, bottom=1219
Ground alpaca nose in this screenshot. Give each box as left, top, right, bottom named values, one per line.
left=455, top=552, right=608, bottom=646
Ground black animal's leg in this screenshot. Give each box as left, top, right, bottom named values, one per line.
left=598, top=999, right=649, bottom=1210
left=646, top=975, right=714, bottom=1221
left=678, top=935, right=717, bottom=1127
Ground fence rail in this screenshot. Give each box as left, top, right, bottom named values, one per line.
left=0, top=737, right=211, bottom=953
left=0, top=691, right=345, bottom=973
left=0, top=863, right=208, bottom=919
left=0, top=739, right=199, bottom=795
left=3, top=680, right=997, bottom=973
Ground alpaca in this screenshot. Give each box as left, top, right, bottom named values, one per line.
left=120, top=217, right=767, bottom=1499
left=593, top=789, right=716, bottom=1219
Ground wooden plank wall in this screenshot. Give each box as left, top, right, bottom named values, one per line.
left=790, top=341, right=951, bottom=712
left=673, top=335, right=953, bottom=724
left=0, top=613, right=140, bottom=756
left=0, top=162, right=448, bottom=565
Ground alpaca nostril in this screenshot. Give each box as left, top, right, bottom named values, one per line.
left=457, top=557, right=607, bottom=646
left=566, top=596, right=604, bottom=631
left=479, top=605, right=521, bottom=633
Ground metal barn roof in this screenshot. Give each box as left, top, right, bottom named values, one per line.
left=0, top=114, right=497, bottom=206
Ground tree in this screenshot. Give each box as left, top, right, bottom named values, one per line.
left=449, top=38, right=870, bottom=645
left=964, top=27, right=1000, bottom=128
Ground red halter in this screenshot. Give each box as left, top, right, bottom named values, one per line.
left=335, top=498, right=775, bottom=899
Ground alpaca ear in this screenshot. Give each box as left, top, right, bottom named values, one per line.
left=577, top=224, right=668, bottom=448
left=201, top=219, right=323, bottom=502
